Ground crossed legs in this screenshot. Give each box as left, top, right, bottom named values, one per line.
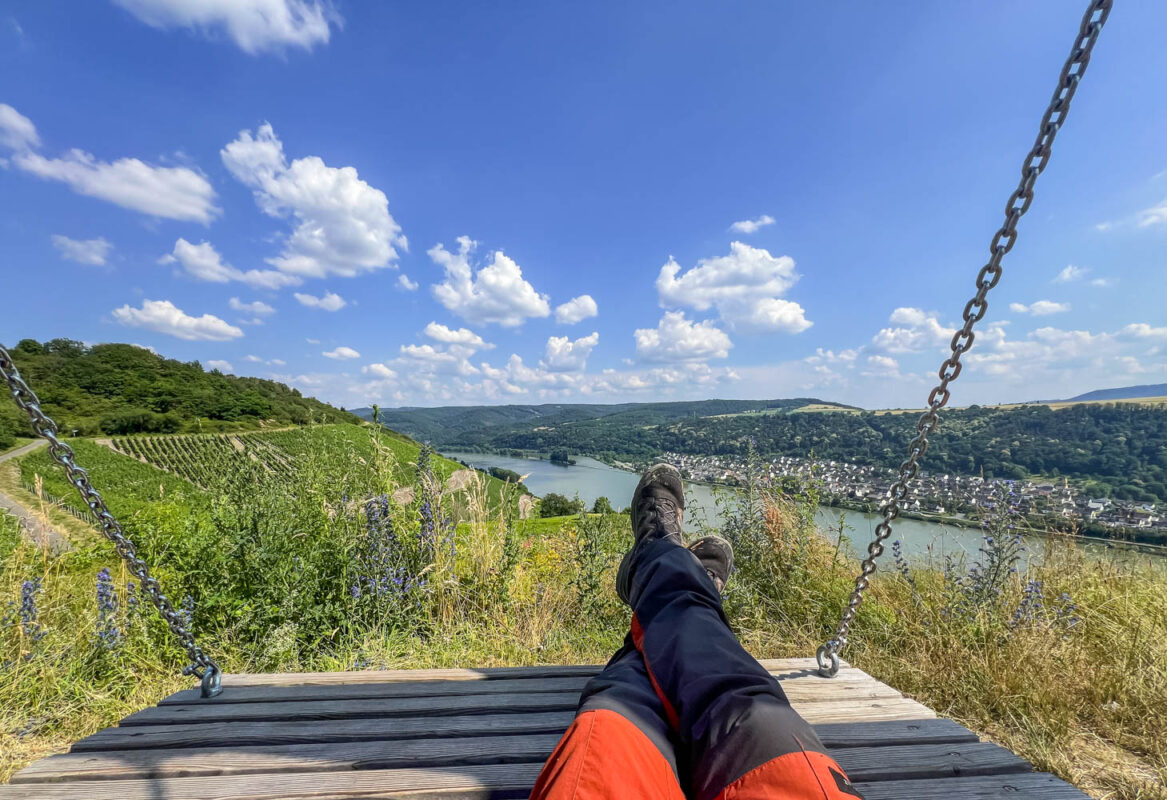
left=530, top=536, right=862, bottom=800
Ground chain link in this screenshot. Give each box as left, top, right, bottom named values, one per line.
left=816, top=0, right=1113, bottom=678
left=0, top=344, right=222, bottom=697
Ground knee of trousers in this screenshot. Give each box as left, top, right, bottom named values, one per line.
left=690, top=694, right=835, bottom=800
left=529, top=709, right=686, bottom=800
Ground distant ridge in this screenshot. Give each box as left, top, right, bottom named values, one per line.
left=1065, top=383, right=1167, bottom=403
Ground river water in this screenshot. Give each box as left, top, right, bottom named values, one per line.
left=444, top=451, right=1165, bottom=569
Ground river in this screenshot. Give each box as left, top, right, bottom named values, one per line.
left=444, top=451, right=1166, bottom=569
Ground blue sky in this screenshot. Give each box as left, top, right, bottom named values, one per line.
left=1, top=1, right=1165, bottom=410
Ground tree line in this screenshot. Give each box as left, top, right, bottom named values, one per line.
left=0, top=339, right=357, bottom=447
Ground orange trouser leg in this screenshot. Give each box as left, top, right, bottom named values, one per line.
left=714, top=751, right=864, bottom=800
left=530, top=708, right=686, bottom=800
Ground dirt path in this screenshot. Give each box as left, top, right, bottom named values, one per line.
left=0, top=439, right=71, bottom=552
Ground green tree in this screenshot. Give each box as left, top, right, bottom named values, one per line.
left=540, top=493, right=585, bottom=517
left=592, top=496, right=615, bottom=514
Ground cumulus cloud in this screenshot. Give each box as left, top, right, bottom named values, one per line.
left=160, top=238, right=301, bottom=289
left=206, top=359, right=233, bottom=373
left=362, top=363, right=397, bottom=379
left=229, top=297, right=275, bottom=315
left=861, top=354, right=901, bottom=378
left=1, top=104, right=217, bottom=223
left=51, top=234, right=111, bottom=266
left=729, top=214, right=775, bottom=234
left=543, top=332, right=599, bottom=372
left=221, top=124, right=405, bottom=281
left=112, top=299, right=243, bottom=341
left=423, top=322, right=492, bottom=350
left=428, top=236, right=550, bottom=327
left=655, top=242, right=811, bottom=333
left=1009, top=300, right=1071, bottom=316
left=635, top=311, right=732, bottom=363
left=322, top=346, right=360, bottom=359
left=870, top=307, right=954, bottom=353
left=1137, top=199, right=1167, bottom=228
left=294, top=291, right=346, bottom=311
left=112, top=0, right=341, bottom=55
left=0, top=103, right=39, bottom=150
left=1054, top=265, right=1089, bottom=283
left=397, top=274, right=419, bottom=291
left=14, top=149, right=218, bottom=223
left=555, top=294, right=598, bottom=325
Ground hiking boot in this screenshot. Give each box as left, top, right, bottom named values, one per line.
left=688, top=535, right=734, bottom=594
left=616, top=464, right=686, bottom=604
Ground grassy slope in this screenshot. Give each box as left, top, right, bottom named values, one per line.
left=15, top=423, right=514, bottom=524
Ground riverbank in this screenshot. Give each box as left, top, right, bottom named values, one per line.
left=445, top=450, right=1167, bottom=564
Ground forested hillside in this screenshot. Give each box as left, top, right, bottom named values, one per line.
left=382, top=400, right=1167, bottom=503
left=0, top=339, right=357, bottom=445
left=357, top=398, right=843, bottom=446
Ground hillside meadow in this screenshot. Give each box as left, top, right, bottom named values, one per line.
left=0, top=429, right=1163, bottom=797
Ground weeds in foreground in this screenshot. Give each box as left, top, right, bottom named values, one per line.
left=1, top=442, right=1164, bottom=798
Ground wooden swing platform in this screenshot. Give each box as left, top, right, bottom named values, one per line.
left=1, top=658, right=1089, bottom=799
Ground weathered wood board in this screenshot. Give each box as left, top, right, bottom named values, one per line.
left=2, top=658, right=1090, bottom=799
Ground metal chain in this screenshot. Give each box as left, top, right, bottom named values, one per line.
left=816, top=0, right=1113, bottom=678
left=0, top=344, right=222, bottom=697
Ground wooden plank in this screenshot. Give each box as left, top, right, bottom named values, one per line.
left=159, top=669, right=881, bottom=705
left=120, top=692, right=584, bottom=726
left=119, top=692, right=932, bottom=727
left=72, top=712, right=579, bottom=752
left=12, top=733, right=566, bottom=783
left=72, top=713, right=972, bottom=755
left=857, top=773, right=1092, bottom=799
left=211, top=657, right=841, bottom=688
left=0, top=766, right=1089, bottom=799
left=15, top=735, right=1016, bottom=784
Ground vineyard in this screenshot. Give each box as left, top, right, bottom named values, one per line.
left=112, top=431, right=297, bottom=487
left=16, top=424, right=497, bottom=523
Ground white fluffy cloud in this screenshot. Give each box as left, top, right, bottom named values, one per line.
left=112, top=299, right=243, bottom=341
left=160, top=238, right=234, bottom=282
left=635, top=311, right=732, bottom=363
left=0, top=103, right=39, bottom=150
left=222, top=124, right=405, bottom=281
left=655, top=242, right=811, bottom=333
left=1054, top=265, right=1089, bottom=283
left=423, top=322, right=492, bottom=350
left=362, top=363, right=397, bottom=379
left=294, top=291, right=346, bottom=311
left=429, top=236, right=551, bottom=327
left=397, top=274, right=419, bottom=291
left=1010, top=300, right=1070, bottom=316
left=322, top=346, right=360, bottom=360
left=51, top=234, right=111, bottom=266
left=160, top=238, right=301, bottom=289
left=729, top=214, right=775, bottom=234
left=1137, top=199, right=1167, bottom=228
left=2, top=104, right=217, bottom=223
left=14, top=149, right=218, bottom=223
left=112, top=0, right=340, bottom=55
left=870, top=307, right=954, bottom=353
left=543, top=332, right=599, bottom=372
left=206, top=359, right=233, bottom=373
left=555, top=294, right=598, bottom=325
left=229, top=297, right=275, bottom=315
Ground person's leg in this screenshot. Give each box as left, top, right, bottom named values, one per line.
left=622, top=465, right=862, bottom=800
left=529, top=635, right=686, bottom=800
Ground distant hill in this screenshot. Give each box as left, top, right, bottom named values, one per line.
left=1065, top=384, right=1167, bottom=403
left=1, top=338, right=359, bottom=444
left=355, top=398, right=854, bottom=454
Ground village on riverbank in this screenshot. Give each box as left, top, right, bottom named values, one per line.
left=660, top=451, right=1167, bottom=546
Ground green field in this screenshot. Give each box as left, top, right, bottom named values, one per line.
left=17, top=424, right=511, bottom=522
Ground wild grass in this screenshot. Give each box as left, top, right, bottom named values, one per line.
left=1, top=438, right=1164, bottom=798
